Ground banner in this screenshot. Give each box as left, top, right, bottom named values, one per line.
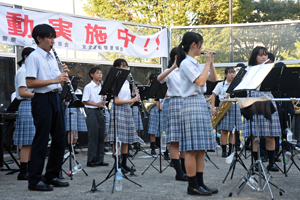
left=0, top=5, right=168, bottom=58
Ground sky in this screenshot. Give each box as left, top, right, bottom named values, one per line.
left=0, top=0, right=88, bottom=15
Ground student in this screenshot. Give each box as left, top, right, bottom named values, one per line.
left=106, top=59, right=140, bottom=173
left=13, top=47, right=35, bottom=180
left=26, top=24, right=69, bottom=191
left=177, top=32, right=218, bottom=196
left=147, top=73, right=162, bottom=155
left=157, top=47, right=187, bottom=181
left=211, top=67, right=243, bottom=157
left=242, top=46, right=281, bottom=172
left=82, top=66, right=108, bottom=167
left=65, top=88, right=87, bottom=154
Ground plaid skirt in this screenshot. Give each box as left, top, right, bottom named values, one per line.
left=105, top=109, right=110, bottom=135
left=65, top=108, right=87, bottom=132
left=217, top=103, right=243, bottom=131
left=180, top=94, right=216, bottom=151
left=241, top=91, right=281, bottom=137
left=132, top=106, right=144, bottom=130
left=107, top=104, right=138, bottom=144
left=13, top=100, right=35, bottom=145
left=161, top=98, right=170, bottom=135
left=148, top=106, right=160, bottom=137
left=166, top=97, right=183, bottom=143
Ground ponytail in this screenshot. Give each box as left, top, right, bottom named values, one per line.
left=17, top=47, right=35, bottom=67
left=168, top=47, right=178, bottom=68
left=176, top=32, right=203, bottom=67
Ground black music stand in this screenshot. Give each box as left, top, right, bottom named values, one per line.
left=90, top=67, right=141, bottom=193
left=61, top=94, right=88, bottom=179
left=60, top=76, right=80, bottom=102
left=1, top=99, right=20, bottom=174
left=229, top=63, right=287, bottom=198
left=222, top=70, right=248, bottom=183
left=142, top=77, right=170, bottom=175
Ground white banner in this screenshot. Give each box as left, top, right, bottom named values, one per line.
left=0, top=5, right=168, bottom=58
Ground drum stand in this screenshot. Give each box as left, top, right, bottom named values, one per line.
left=229, top=114, right=284, bottom=199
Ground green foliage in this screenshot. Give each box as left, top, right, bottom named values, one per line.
left=247, top=0, right=300, bottom=22
left=0, top=43, right=14, bottom=53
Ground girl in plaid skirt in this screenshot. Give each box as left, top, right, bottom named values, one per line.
left=107, top=59, right=140, bottom=173
left=211, top=67, right=243, bottom=157
left=177, top=32, right=218, bottom=196
left=13, top=47, right=35, bottom=180
left=157, top=47, right=187, bottom=181
left=242, top=46, right=281, bottom=172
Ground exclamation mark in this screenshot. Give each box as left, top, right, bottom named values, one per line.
left=156, top=35, right=160, bottom=50
left=144, top=38, right=150, bottom=51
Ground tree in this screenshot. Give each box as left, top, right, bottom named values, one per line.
left=83, top=0, right=253, bottom=26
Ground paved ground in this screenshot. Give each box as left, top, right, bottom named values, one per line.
left=1, top=145, right=300, bottom=200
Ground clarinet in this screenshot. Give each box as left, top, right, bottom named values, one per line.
left=52, top=47, right=79, bottom=102
left=100, top=80, right=106, bottom=122
left=128, top=73, right=148, bottom=119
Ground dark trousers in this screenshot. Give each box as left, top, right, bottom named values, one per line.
left=86, top=108, right=105, bottom=163
left=28, top=92, right=66, bottom=185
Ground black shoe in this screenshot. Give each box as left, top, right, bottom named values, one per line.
left=203, top=185, right=218, bottom=194
left=207, top=149, right=215, bottom=152
left=267, top=164, right=279, bottom=172
left=187, top=186, right=212, bottom=196
left=17, top=173, right=28, bottom=180
left=151, top=150, right=156, bottom=155
left=127, top=152, right=134, bottom=157
left=95, top=161, right=109, bottom=166
left=175, top=174, right=188, bottom=181
left=87, top=162, right=97, bottom=167
left=121, top=167, right=129, bottom=174
left=122, top=165, right=136, bottom=172
left=222, top=152, right=228, bottom=157
left=275, top=158, right=281, bottom=162
left=261, top=156, right=268, bottom=162
left=43, top=177, right=69, bottom=187
left=164, top=153, right=170, bottom=160
left=28, top=181, right=53, bottom=191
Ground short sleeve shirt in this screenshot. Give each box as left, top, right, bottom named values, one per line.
left=82, top=80, right=102, bottom=108
left=160, top=68, right=180, bottom=97
left=15, top=64, right=33, bottom=100
left=212, top=81, right=230, bottom=100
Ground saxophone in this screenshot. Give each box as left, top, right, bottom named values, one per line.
left=211, top=94, right=232, bottom=129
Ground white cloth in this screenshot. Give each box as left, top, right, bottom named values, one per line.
left=25, top=47, right=61, bottom=93
left=117, top=80, right=131, bottom=100
left=14, top=65, right=33, bottom=100
left=82, top=80, right=103, bottom=108
left=160, top=68, right=180, bottom=97
left=180, top=55, right=208, bottom=97
left=212, top=80, right=230, bottom=101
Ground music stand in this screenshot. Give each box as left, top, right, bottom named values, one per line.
left=61, top=94, right=88, bottom=179
left=229, top=63, right=286, bottom=198
left=90, top=67, right=141, bottom=193
left=142, top=77, right=170, bottom=175
left=1, top=99, right=20, bottom=174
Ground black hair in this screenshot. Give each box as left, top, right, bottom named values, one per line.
left=32, top=24, right=56, bottom=45
left=17, top=47, right=35, bottom=67
left=88, top=66, right=102, bottom=79
left=235, top=63, right=246, bottom=69
left=176, top=32, right=203, bottom=67
left=248, top=46, right=268, bottom=66
left=268, top=52, right=275, bottom=62
left=113, top=58, right=128, bottom=68
left=149, top=73, right=156, bottom=81
left=223, top=67, right=235, bottom=84
left=168, top=47, right=178, bottom=68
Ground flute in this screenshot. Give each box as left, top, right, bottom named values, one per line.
left=52, top=48, right=79, bottom=102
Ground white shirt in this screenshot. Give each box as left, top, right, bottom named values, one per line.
left=25, top=46, right=62, bottom=93
left=15, top=64, right=34, bottom=100
left=180, top=55, right=208, bottom=97
left=117, top=80, right=131, bottom=100
left=11, top=92, right=16, bottom=102
left=160, top=68, right=180, bottom=97
left=82, top=80, right=103, bottom=108
left=212, top=80, right=230, bottom=100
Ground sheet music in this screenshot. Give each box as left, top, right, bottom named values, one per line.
left=234, top=63, right=274, bottom=91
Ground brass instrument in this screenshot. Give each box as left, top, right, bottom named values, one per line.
left=211, top=94, right=232, bottom=128
left=293, top=100, right=300, bottom=115
left=144, top=98, right=157, bottom=113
